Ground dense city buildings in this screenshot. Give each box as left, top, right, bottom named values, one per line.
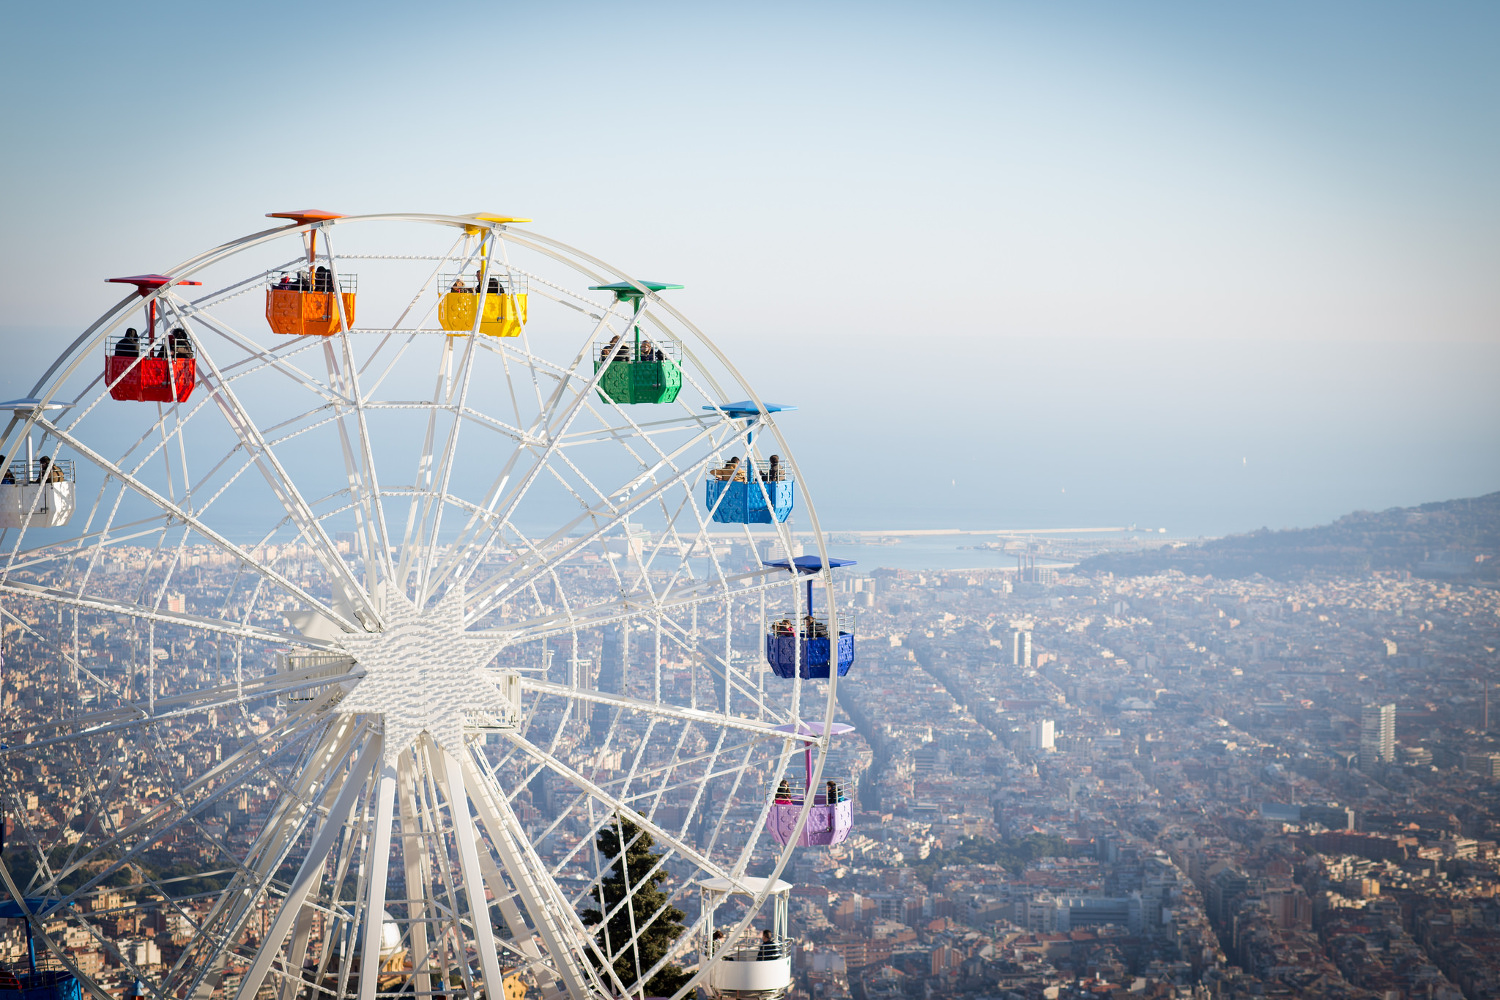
left=3, top=523, right=1499, bottom=999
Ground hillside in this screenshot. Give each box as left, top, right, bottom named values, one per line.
left=1079, top=492, right=1500, bottom=582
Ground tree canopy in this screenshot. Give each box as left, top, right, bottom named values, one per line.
left=579, top=815, right=691, bottom=997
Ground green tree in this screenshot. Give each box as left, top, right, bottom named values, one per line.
left=579, top=815, right=692, bottom=997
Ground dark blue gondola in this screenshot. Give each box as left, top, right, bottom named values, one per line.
left=763, top=556, right=857, bottom=679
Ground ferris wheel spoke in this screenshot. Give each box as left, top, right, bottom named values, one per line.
left=484, top=564, right=781, bottom=643
left=29, top=416, right=360, bottom=632
left=175, top=716, right=364, bottom=999
left=193, top=344, right=381, bottom=629
left=0, top=579, right=335, bottom=651
left=458, top=441, right=733, bottom=620
left=320, top=231, right=399, bottom=594
left=462, top=751, right=621, bottom=999
left=0, top=661, right=352, bottom=749
left=179, top=305, right=345, bottom=404
left=233, top=731, right=381, bottom=1000
left=497, top=730, right=733, bottom=884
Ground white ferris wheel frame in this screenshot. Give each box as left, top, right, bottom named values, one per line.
left=0, top=214, right=853, bottom=1000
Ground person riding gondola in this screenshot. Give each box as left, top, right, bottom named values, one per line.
left=168, top=328, right=193, bottom=359
left=0, top=456, right=12, bottom=485
left=313, top=266, right=334, bottom=292
left=113, top=328, right=141, bottom=357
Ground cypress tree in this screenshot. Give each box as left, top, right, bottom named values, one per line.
left=579, top=815, right=692, bottom=997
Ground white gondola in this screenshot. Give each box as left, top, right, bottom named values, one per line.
left=699, top=877, right=794, bottom=999
left=0, top=398, right=74, bottom=529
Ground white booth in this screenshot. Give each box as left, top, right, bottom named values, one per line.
left=698, top=876, right=793, bottom=1000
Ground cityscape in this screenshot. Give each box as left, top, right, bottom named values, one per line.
left=2, top=4, right=1496, bottom=1000
left=3, top=495, right=1498, bottom=999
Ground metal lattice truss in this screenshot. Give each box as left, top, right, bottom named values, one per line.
left=0, top=215, right=850, bottom=1000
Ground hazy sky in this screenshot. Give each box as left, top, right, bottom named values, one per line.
left=2, top=2, right=1496, bottom=536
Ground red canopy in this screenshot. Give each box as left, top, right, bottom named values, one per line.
left=107, top=275, right=204, bottom=295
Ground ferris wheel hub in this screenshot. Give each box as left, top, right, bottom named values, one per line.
left=337, top=583, right=520, bottom=760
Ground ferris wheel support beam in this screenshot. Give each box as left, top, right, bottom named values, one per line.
left=441, top=748, right=508, bottom=1000
left=395, top=751, right=434, bottom=989
left=462, top=753, right=617, bottom=1000
left=234, top=733, right=382, bottom=1000
left=181, top=717, right=362, bottom=1000
left=355, top=758, right=397, bottom=1000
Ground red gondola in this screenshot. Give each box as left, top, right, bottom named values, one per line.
left=103, top=275, right=201, bottom=403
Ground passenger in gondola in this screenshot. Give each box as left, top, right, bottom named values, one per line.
left=487, top=275, right=503, bottom=295
left=756, top=929, right=780, bottom=961
left=638, top=339, right=654, bottom=362
left=802, top=615, right=828, bottom=639
left=768, top=454, right=783, bottom=482
left=772, top=617, right=794, bottom=636
left=168, top=328, right=193, bottom=359
left=114, top=328, right=141, bottom=357
left=450, top=276, right=470, bottom=293
left=774, top=778, right=792, bottom=802
left=710, top=456, right=741, bottom=481
left=600, top=335, right=621, bottom=362
left=710, top=929, right=725, bottom=955
left=827, top=780, right=839, bottom=804
left=36, top=456, right=64, bottom=483
left=0, top=457, right=12, bottom=485
left=313, top=266, right=333, bottom=292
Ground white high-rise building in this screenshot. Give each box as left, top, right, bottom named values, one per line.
left=1012, top=629, right=1033, bottom=669
left=1030, top=719, right=1056, bottom=751
left=1359, top=703, right=1395, bottom=768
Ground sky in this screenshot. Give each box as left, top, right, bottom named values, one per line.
left=1, top=1, right=1496, bottom=537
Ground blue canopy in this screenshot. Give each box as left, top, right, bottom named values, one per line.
left=0, top=898, right=50, bottom=918
left=704, top=401, right=796, bottom=419
left=764, top=556, right=856, bottom=575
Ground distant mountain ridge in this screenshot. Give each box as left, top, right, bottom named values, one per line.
left=1078, top=492, right=1500, bottom=582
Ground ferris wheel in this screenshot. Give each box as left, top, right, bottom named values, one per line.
left=0, top=213, right=860, bottom=1000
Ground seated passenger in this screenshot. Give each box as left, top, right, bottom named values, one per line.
left=36, top=456, right=64, bottom=484
left=313, top=266, right=333, bottom=292
left=0, top=456, right=12, bottom=485
left=771, top=617, right=794, bottom=636
left=774, top=778, right=792, bottom=803
left=710, top=929, right=725, bottom=955
left=637, top=339, right=654, bottom=361
left=756, top=929, right=781, bottom=961
left=768, top=454, right=783, bottom=482
left=802, top=615, right=828, bottom=639
left=487, top=276, right=503, bottom=295
left=600, top=335, right=621, bottom=362
left=168, top=328, right=193, bottom=359
left=276, top=273, right=294, bottom=290
left=827, top=780, right=839, bottom=804
left=709, top=456, right=740, bottom=481
left=113, top=328, right=141, bottom=357
left=450, top=277, right=470, bottom=293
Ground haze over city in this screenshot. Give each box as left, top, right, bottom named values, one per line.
left=3, top=1, right=1497, bottom=534
left=1, top=6, right=1499, bottom=1000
